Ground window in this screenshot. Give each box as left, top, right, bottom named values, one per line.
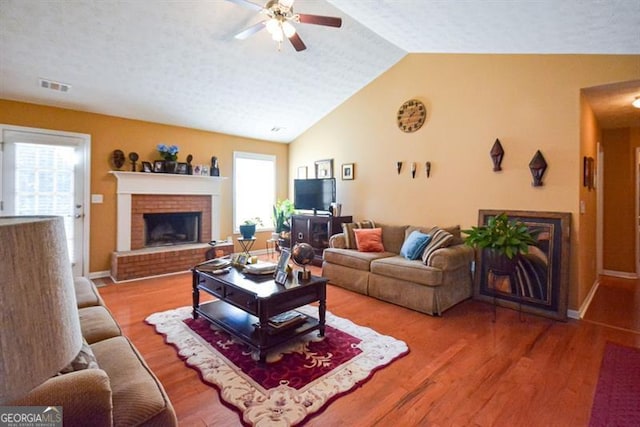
left=233, top=152, right=276, bottom=231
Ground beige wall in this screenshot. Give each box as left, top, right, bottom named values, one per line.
left=602, top=127, right=640, bottom=273
left=290, top=53, right=640, bottom=311
left=0, top=99, right=289, bottom=274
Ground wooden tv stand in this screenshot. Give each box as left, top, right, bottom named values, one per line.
left=290, top=214, right=352, bottom=266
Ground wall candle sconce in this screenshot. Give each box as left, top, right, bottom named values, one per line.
left=490, top=139, right=504, bottom=171
left=425, top=161, right=431, bottom=177
left=396, top=161, right=402, bottom=175
left=529, top=150, right=548, bottom=187
left=411, top=162, right=416, bottom=178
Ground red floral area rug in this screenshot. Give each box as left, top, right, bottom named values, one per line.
left=589, top=342, right=640, bottom=427
left=146, top=305, right=408, bottom=426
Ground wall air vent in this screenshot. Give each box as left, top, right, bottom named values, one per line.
left=39, top=78, right=71, bottom=93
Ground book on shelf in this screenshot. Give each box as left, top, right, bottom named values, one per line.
left=268, top=310, right=305, bottom=329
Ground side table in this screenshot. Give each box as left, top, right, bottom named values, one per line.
left=237, top=237, right=256, bottom=256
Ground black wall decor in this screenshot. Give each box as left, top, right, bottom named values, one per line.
left=490, top=139, right=504, bottom=171
left=528, top=150, right=547, bottom=186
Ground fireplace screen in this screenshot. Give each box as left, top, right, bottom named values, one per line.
left=144, top=212, right=201, bottom=247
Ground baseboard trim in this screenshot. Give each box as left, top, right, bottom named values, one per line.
left=567, top=309, right=580, bottom=320
left=89, top=270, right=111, bottom=279
left=602, top=270, right=638, bottom=279
left=576, top=278, right=600, bottom=319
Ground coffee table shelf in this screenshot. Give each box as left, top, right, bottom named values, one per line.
left=192, top=263, right=327, bottom=362
left=196, top=301, right=320, bottom=348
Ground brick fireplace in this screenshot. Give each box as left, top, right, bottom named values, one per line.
left=110, top=171, right=224, bottom=281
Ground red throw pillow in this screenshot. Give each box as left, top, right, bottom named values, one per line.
left=353, top=228, right=385, bottom=252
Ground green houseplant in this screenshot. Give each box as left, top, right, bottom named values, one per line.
left=272, top=199, right=294, bottom=236
left=239, top=217, right=263, bottom=239
left=462, top=213, right=538, bottom=275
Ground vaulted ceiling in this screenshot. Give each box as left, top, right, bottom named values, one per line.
left=1, top=0, right=639, bottom=142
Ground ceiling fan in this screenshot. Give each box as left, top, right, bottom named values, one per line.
left=227, top=0, right=342, bottom=52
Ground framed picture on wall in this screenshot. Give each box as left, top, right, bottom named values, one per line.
left=474, top=210, right=571, bottom=321
left=341, top=163, right=354, bottom=180
left=314, top=159, right=333, bottom=179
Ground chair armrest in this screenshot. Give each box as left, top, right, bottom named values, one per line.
left=329, top=233, right=347, bottom=249
left=427, top=244, right=475, bottom=270
left=12, top=369, right=113, bottom=427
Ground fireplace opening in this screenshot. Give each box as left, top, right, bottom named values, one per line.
left=144, top=212, right=201, bottom=247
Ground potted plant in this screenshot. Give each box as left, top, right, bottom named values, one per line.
left=272, top=199, right=294, bottom=239
left=157, top=143, right=179, bottom=173
left=239, top=217, right=263, bottom=239
left=462, top=213, right=538, bottom=275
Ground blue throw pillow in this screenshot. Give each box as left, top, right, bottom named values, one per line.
left=400, top=230, right=432, bottom=260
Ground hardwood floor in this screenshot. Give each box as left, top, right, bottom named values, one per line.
left=97, top=266, right=640, bottom=427
left=583, top=275, right=640, bottom=334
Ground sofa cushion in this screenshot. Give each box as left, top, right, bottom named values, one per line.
left=79, top=306, right=122, bottom=344
left=342, top=220, right=376, bottom=249
left=370, top=256, right=443, bottom=286
left=323, top=247, right=395, bottom=271
left=354, top=228, right=385, bottom=252
left=421, top=227, right=455, bottom=264
left=400, top=230, right=431, bottom=260
left=91, top=336, right=176, bottom=427
left=75, top=276, right=104, bottom=308
left=378, top=224, right=409, bottom=254
left=405, top=224, right=463, bottom=245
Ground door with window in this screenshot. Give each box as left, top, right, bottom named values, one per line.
left=1, top=126, right=90, bottom=276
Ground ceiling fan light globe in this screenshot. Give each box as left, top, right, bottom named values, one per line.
left=282, top=21, right=296, bottom=38
left=632, top=96, right=640, bottom=109
left=266, top=18, right=280, bottom=35
left=279, top=0, right=294, bottom=7
left=271, top=28, right=284, bottom=42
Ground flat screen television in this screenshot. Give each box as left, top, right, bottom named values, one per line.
left=294, top=178, right=336, bottom=212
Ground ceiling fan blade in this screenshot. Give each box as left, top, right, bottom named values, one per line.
left=234, top=21, right=267, bottom=40
left=226, top=0, right=263, bottom=12
left=297, top=13, right=342, bottom=28
left=288, top=32, right=307, bottom=52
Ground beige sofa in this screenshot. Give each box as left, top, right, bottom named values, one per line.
left=322, top=223, right=475, bottom=315
left=12, top=277, right=177, bottom=427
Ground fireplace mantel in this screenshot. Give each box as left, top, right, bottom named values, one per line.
left=110, top=171, right=226, bottom=251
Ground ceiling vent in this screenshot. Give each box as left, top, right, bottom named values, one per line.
left=39, top=78, right=71, bottom=93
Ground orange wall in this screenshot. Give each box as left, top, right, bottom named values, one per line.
left=290, top=53, right=640, bottom=311
left=602, top=127, right=639, bottom=273
left=578, top=94, right=600, bottom=305
left=0, top=100, right=289, bottom=273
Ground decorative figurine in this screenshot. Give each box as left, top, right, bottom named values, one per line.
left=186, top=154, right=193, bottom=175
left=128, top=152, right=139, bottom=172
left=396, top=161, right=402, bottom=175
left=425, top=161, right=431, bottom=178
left=411, top=162, right=416, bottom=178
left=211, top=156, right=220, bottom=177
left=490, top=138, right=504, bottom=172
left=111, top=149, right=125, bottom=170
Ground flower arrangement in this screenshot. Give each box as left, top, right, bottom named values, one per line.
left=157, top=144, right=179, bottom=161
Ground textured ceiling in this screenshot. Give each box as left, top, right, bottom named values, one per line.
left=583, top=80, right=640, bottom=129
left=1, top=0, right=639, bottom=143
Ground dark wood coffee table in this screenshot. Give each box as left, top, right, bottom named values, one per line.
left=192, top=261, right=327, bottom=363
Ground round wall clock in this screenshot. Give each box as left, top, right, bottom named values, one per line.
left=397, top=99, right=427, bottom=133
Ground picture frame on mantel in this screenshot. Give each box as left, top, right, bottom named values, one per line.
left=297, top=166, right=308, bottom=179
left=314, top=159, right=333, bottom=179
left=474, top=209, right=571, bottom=321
